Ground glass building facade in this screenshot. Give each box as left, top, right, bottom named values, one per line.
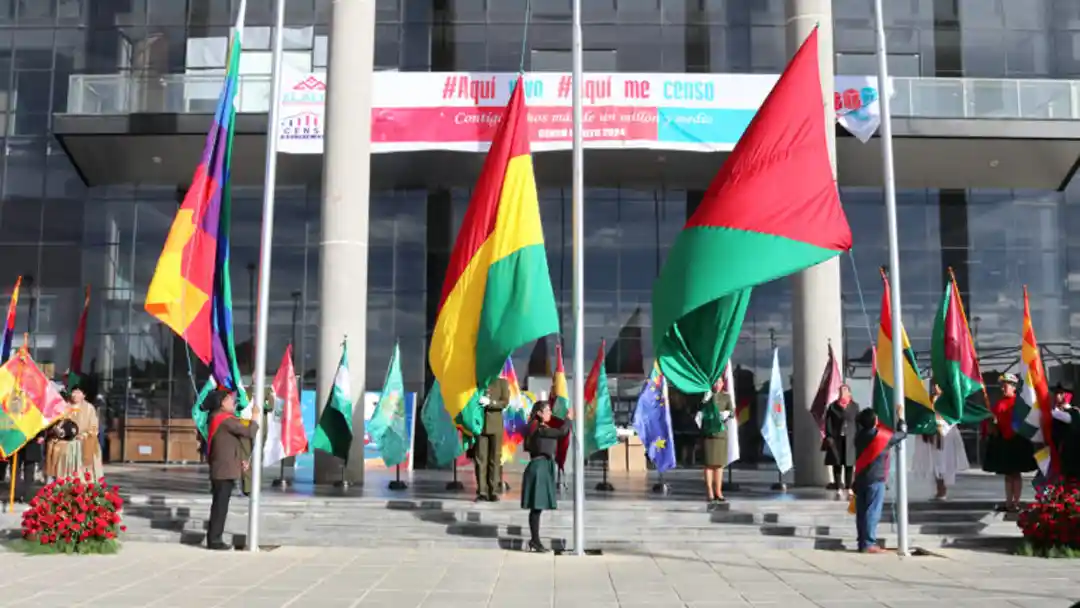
left=1, top=0, right=1080, bottom=461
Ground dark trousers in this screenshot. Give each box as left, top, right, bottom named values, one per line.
left=832, top=465, right=853, bottom=489
left=208, top=479, right=235, bottom=547
left=474, top=434, right=502, bottom=497
left=855, top=480, right=885, bottom=551
left=1, top=459, right=37, bottom=502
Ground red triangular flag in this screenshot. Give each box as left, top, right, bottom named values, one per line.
left=272, top=345, right=308, bottom=458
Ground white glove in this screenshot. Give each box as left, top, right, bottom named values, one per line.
left=478, top=395, right=491, bottom=406
left=694, top=411, right=703, bottom=428
left=720, top=410, right=732, bottom=422
left=701, top=391, right=713, bottom=404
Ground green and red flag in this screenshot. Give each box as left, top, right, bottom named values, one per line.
left=583, top=341, right=618, bottom=458
left=930, top=271, right=989, bottom=425
left=428, top=77, right=559, bottom=436
left=67, top=285, right=90, bottom=390
left=651, top=28, right=852, bottom=392
left=872, top=269, right=936, bottom=434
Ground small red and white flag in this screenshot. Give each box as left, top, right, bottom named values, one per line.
left=263, top=345, right=308, bottom=467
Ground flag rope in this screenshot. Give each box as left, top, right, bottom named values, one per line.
left=518, top=0, right=532, bottom=73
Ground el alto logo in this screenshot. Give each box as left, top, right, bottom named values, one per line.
left=293, top=76, right=326, bottom=91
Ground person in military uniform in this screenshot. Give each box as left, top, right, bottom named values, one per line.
left=700, top=376, right=734, bottom=504
left=474, top=378, right=510, bottom=502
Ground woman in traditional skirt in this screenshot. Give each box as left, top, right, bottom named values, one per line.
left=823, top=384, right=859, bottom=499
left=700, top=376, right=734, bottom=505
left=913, top=384, right=969, bottom=500
left=520, top=397, right=570, bottom=553
left=983, top=373, right=1036, bottom=512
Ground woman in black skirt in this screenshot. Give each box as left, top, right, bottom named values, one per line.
left=521, top=397, right=570, bottom=553
left=983, top=373, right=1036, bottom=512
left=823, top=384, right=859, bottom=498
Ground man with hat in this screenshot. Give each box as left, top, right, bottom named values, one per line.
left=983, top=373, right=1037, bottom=512
left=204, top=388, right=260, bottom=550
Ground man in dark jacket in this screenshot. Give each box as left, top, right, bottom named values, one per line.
left=205, top=389, right=260, bottom=550
left=853, top=408, right=907, bottom=553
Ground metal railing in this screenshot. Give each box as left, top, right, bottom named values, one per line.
left=64, top=73, right=1080, bottom=121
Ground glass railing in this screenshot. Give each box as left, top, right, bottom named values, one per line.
left=64, top=73, right=1080, bottom=121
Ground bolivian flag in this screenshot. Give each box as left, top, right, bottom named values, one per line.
left=872, top=268, right=936, bottom=434
left=429, top=77, right=559, bottom=436
left=0, top=346, right=68, bottom=458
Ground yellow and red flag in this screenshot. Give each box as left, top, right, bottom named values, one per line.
left=0, top=346, right=67, bottom=458
left=1, top=276, right=21, bottom=363
left=1014, top=287, right=1057, bottom=475
left=428, top=77, right=559, bottom=435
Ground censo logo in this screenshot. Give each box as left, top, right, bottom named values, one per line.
left=280, top=111, right=322, bottom=140
left=834, top=86, right=878, bottom=122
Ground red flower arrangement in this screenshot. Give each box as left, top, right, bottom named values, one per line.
left=19, top=472, right=126, bottom=554
left=1016, top=479, right=1080, bottom=555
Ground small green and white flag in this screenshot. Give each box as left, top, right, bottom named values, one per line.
left=312, top=339, right=354, bottom=461
left=421, top=379, right=464, bottom=467
left=367, top=341, right=409, bottom=467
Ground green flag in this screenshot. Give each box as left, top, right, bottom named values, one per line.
left=421, top=379, right=463, bottom=467
left=930, top=274, right=990, bottom=425
left=312, top=340, right=354, bottom=461
left=583, top=342, right=618, bottom=458
left=367, top=342, right=409, bottom=467
left=192, top=379, right=216, bottom=439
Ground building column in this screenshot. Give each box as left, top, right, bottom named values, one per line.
left=421, top=189, right=454, bottom=468
left=786, top=0, right=841, bottom=487
left=316, top=0, right=376, bottom=485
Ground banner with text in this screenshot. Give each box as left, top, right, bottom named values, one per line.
left=276, top=72, right=888, bottom=155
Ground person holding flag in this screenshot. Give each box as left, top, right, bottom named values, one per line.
left=913, top=383, right=969, bottom=501
left=520, top=397, right=570, bottom=553
left=699, top=374, right=734, bottom=504
left=205, top=388, right=260, bottom=551
left=983, top=373, right=1037, bottom=511
left=853, top=408, right=907, bottom=554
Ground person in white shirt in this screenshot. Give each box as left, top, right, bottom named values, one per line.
left=913, top=384, right=969, bottom=500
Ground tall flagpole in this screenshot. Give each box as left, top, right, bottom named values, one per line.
left=246, top=0, right=288, bottom=552
left=872, top=0, right=909, bottom=556
left=570, top=0, right=586, bottom=557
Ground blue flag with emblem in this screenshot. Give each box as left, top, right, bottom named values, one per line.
left=761, top=348, right=793, bottom=474
left=632, top=362, right=676, bottom=473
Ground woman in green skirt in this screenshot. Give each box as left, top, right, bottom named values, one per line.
left=700, top=377, right=734, bottom=505
left=521, top=398, right=571, bottom=553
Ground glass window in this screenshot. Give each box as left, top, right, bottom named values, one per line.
left=186, top=36, right=227, bottom=68
left=147, top=0, right=188, bottom=25
left=313, top=34, right=327, bottom=68
left=961, top=29, right=1007, bottom=78
left=1005, top=30, right=1050, bottom=77
left=958, top=0, right=1004, bottom=28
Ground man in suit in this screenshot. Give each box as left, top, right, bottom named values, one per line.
left=205, top=389, right=260, bottom=550
left=474, top=378, right=509, bottom=502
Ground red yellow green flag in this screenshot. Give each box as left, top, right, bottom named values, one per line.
left=0, top=346, right=68, bottom=457
left=428, top=78, right=559, bottom=435
left=872, top=269, right=936, bottom=434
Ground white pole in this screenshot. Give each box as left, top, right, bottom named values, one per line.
left=872, top=0, right=909, bottom=556
left=570, top=0, right=586, bottom=557
left=246, top=0, right=287, bottom=553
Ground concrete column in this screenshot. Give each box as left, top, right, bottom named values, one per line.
left=786, top=0, right=842, bottom=488
left=315, top=0, right=376, bottom=485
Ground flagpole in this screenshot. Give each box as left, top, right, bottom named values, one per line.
left=872, top=0, right=909, bottom=556
left=570, top=0, right=586, bottom=557
left=246, top=0, right=287, bottom=553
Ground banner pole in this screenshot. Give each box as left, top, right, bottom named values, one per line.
left=246, top=0, right=288, bottom=553
left=570, top=0, right=587, bottom=557
left=7, top=451, right=16, bottom=512
left=873, top=0, right=909, bottom=557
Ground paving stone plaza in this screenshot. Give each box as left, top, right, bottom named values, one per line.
left=1, top=541, right=1078, bottom=608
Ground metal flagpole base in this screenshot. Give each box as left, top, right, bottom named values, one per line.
left=271, top=479, right=290, bottom=489
left=388, top=480, right=408, bottom=490
left=446, top=465, right=464, bottom=492
left=724, top=467, right=741, bottom=492
left=595, top=482, right=615, bottom=492
left=334, top=480, right=350, bottom=490
left=770, top=482, right=787, bottom=492
left=651, top=482, right=670, bottom=495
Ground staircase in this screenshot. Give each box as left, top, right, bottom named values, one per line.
left=111, top=493, right=1020, bottom=552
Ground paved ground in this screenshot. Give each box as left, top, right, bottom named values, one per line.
left=0, top=542, right=1076, bottom=608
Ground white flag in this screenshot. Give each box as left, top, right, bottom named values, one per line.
left=761, top=349, right=793, bottom=474
left=835, top=76, right=891, bottom=143
left=263, top=389, right=286, bottom=468
left=724, top=363, right=740, bottom=466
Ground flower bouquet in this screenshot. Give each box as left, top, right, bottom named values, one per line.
left=1016, top=479, right=1080, bottom=558
left=18, top=472, right=125, bottom=554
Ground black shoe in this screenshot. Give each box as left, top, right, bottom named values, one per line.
left=475, top=495, right=489, bottom=502
left=488, top=494, right=500, bottom=503
left=527, top=540, right=549, bottom=553
left=207, top=542, right=232, bottom=551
